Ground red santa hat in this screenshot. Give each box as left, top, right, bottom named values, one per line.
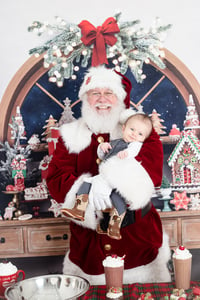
left=79, top=66, right=131, bottom=108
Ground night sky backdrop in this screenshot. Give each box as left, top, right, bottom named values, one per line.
left=21, top=63, right=187, bottom=142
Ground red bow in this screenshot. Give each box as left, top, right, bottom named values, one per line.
left=78, top=17, right=120, bottom=66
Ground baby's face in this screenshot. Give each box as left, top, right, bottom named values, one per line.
left=122, top=118, right=151, bottom=143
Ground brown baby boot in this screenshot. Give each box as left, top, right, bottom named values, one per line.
left=96, top=223, right=107, bottom=235
left=107, top=208, right=126, bottom=240
left=96, top=208, right=113, bottom=235
left=61, top=194, right=88, bottom=221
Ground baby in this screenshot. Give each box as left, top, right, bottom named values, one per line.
left=61, top=113, right=153, bottom=239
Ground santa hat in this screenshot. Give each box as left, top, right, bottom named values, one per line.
left=79, top=66, right=131, bottom=108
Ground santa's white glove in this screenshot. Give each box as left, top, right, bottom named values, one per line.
left=88, top=175, right=112, bottom=211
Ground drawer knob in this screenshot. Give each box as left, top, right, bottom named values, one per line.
left=46, top=234, right=68, bottom=241
left=0, top=237, right=5, bottom=243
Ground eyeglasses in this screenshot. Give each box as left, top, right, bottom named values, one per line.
left=87, top=91, right=115, bottom=100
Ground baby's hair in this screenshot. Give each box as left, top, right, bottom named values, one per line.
left=125, top=113, right=153, bottom=137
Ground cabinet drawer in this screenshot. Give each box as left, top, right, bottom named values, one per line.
left=27, top=225, right=70, bottom=253
left=0, top=227, right=24, bottom=255
left=182, top=219, right=200, bottom=248
left=161, top=219, right=178, bottom=247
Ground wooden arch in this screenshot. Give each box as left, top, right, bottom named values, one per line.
left=0, top=49, right=200, bottom=142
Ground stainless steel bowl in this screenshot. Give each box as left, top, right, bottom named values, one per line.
left=5, top=274, right=90, bottom=300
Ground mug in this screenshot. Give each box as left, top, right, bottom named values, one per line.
left=0, top=270, right=25, bottom=298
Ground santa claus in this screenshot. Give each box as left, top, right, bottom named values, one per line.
left=46, top=66, right=171, bottom=285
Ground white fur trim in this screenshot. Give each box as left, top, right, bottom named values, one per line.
left=119, top=108, right=137, bottom=124
left=99, top=156, right=154, bottom=210
left=60, top=119, right=92, bottom=153
left=60, top=117, right=124, bottom=154
left=62, top=173, right=102, bottom=230
left=62, top=231, right=171, bottom=285
left=79, top=66, right=126, bottom=103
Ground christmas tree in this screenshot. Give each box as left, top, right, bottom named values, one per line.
left=183, top=94, right=200, bottom=137
left=150, top=109, right=166, bottom=135
left=9, top=106, right=27, bottom=147
left=0, top=114, right=31, bottom=188
left=58, top=98, right=75, bottom=126
left=41, top=115, right=58, bottom=142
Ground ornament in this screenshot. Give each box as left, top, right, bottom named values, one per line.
left=170, top=191, right=191, bottom=210
left=3, top=202, right=16, bottom=220
left=48, top=199, right=62, bottom=217
left=79, top=17, right=120, bottom=66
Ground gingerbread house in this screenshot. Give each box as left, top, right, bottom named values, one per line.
left=168, top=130, right=200, bottom=193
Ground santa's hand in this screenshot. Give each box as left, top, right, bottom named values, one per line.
left=88, top=175, right=112, bottom=210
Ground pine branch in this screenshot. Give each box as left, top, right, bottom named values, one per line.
left=28, top=13, right=172, bottom=84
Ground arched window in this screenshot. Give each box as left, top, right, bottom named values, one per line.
left=0, top=48, right=199, bottom=144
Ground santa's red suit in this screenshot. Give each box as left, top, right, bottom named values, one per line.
left=46, top=66, right=171, bottom=285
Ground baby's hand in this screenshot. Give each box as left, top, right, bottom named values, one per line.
left=100, top=142, right=112, bottom=153
left=117, top=150, right=128, bottom=159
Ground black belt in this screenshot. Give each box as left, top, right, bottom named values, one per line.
left=99, top=202, right=152, bottom=231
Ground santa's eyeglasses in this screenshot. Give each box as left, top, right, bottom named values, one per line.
left=87, top=90, right=115, bottom=100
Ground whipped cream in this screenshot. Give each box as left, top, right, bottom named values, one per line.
left=0, top=262, right=18, bottom=276
left=103, top=255, right=125, bottom=268
left=106, top=291, right=123, bottom=299
left=173, top=246, right=192, bottom=260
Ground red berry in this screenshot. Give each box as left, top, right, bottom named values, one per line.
left=179, top=245, right=185, bottom=250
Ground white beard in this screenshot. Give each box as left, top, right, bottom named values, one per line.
left=81, top=96, right=125, bottom=134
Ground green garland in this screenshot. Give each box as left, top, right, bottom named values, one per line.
left=28, top=12, right=172, bottom=86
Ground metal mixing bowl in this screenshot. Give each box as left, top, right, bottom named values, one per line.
left=5, top=274, right=90, bottom=300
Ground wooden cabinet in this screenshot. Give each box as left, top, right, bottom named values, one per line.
left=0, top=227, right=24, bottom=256
left=0, top=218, right=70, bottom=258
left=0, top=211, right=200, bottom=258
left=160, top=210, right=200, bottom=249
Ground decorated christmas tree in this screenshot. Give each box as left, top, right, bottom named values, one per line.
left=150, top=109, right=166, bottom=135
left=41, top=115, right=58, bottom=142
left=58, top=98, right=75, bottom=126
left=9, top=106, right=27, bottom=147
left=183, top=94, right=200, bottom=137
left=0, top=111, right=31, bottom=189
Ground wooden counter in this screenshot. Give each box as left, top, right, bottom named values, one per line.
left=0, top=210, right=200, bottom=258
left=0, top=217, right=70, bottom=258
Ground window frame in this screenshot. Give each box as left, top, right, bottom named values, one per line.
left=0, top=48, right=199, bottom=143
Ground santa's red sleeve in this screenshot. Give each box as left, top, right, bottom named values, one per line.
left=46, top=136, right=78, bottom=203
left=135, top=128, right=163, bottom=188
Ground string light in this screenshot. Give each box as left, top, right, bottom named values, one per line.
left=74, top=66, right=79, bottom=72
left=28, top=13, right=171, bottom=85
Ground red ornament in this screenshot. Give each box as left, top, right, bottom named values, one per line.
left=78, top=17, right=120, bottom=66
left=6, top=185, right=15, bottom=191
